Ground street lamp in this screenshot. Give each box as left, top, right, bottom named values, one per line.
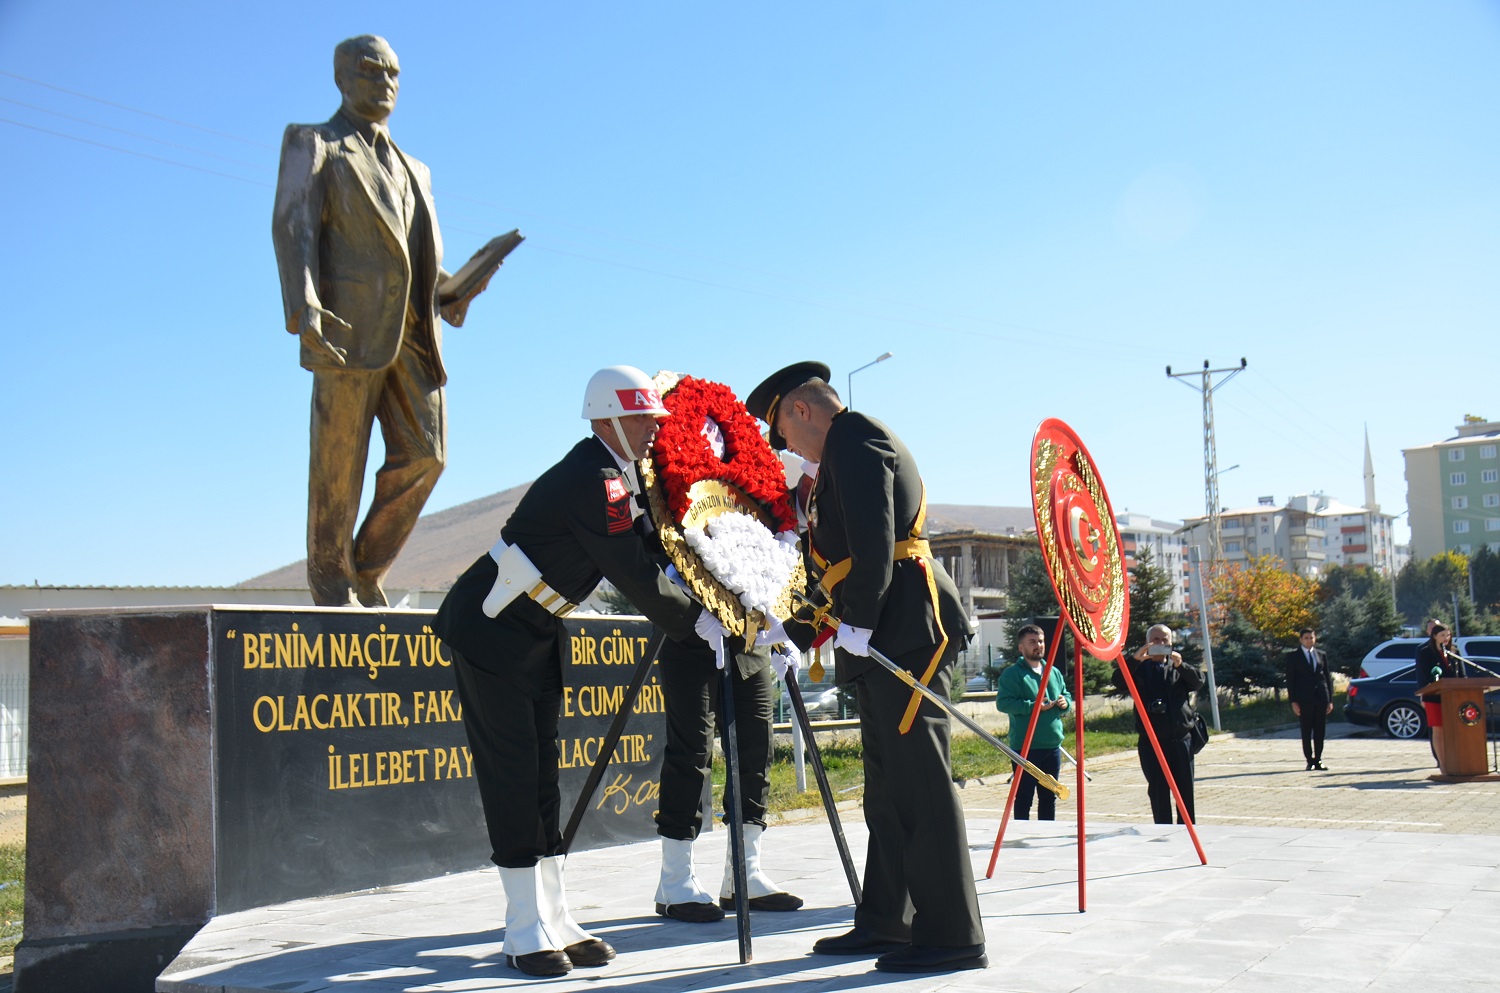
left=847, top=352, right=893, bottom=409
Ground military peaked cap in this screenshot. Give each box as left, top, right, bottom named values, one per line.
left=745, top=361, right=832, bottom=450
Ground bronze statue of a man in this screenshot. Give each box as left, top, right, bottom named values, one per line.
left=272, top=35, right=491, bottom=607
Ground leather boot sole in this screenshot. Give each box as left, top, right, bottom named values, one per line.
left=507, top=950, right=572, bottom=976
left=655, top=900, right=725, bottom=923
left=563, top=938, right=615, bottom=967
left=718, top=892, right=805, bottom=912
left=875, top=943, right=988, bottom=973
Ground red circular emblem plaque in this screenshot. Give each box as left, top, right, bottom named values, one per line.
left=1030, top=418, right=1130, bottom=657
left=1459, top=701, right=1482, bottom=727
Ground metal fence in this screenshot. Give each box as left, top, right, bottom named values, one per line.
left=0, top=674, right=26, bottom=779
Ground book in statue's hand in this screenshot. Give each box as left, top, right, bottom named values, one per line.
left=438, top=229, right=524, bottom=304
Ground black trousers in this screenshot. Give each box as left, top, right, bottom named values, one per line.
left=1139, top=730, right=1195, bottom=824
left=655, top=637, right=775, bottom=840
left=1012, top=747, right=1062, bottom=821
left=1298, top=703, right=1328, bottom=763
left=449, top=615, right=565, bottom=868
left=850, top=648, right=984, bottom=948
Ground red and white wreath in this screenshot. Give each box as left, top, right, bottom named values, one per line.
left=641, top=373, right=805, bottom=641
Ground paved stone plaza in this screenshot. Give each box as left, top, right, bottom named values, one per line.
left=157, top=725, right=1500, bottom=993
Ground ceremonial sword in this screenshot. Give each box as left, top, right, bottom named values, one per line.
left=795, top=595, right=1069, bottom=800
left=783, top=675, right=863, bottom=905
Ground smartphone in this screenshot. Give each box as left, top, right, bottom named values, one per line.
left=1146, top=644, right=1172, bottom=657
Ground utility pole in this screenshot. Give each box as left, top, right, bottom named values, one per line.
left=1168, top=358, right=1247, bottom=571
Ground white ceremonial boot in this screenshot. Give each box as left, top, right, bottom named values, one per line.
left=498, top=864, right=570, bottom=976
left=654, top=836, right=725, bottom=922
left=720, top=824, right=804, bottom=912
left=538, top=855, right=615, bottom=967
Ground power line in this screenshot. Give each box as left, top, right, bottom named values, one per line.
left=0, top=68, right=277, bottom=149
left=0, top=95, right=271, bottom=170
left=0, top=117, right=270, bottom=187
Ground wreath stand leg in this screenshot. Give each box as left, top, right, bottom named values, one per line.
left=786, top=679, right=862, bottom=906
left=719, top=639, right=753, bottom=962
left=559, top=627, right=667, bottom=856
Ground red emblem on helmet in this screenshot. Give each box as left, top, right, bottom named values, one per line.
left=615, top=388, right=662, bottom=412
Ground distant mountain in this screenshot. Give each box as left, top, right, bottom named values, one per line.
left=240, top=481, right=1031, bottom=591
left=237, top=482, right=530, bottom=591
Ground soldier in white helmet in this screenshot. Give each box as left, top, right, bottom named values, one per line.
left=434, top=365, right=722, bottom=977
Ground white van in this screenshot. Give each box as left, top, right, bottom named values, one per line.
left=1358, top=636, right=1500, bottom=679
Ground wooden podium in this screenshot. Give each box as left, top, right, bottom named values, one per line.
left=1418, top=678, right=1500, bottom=777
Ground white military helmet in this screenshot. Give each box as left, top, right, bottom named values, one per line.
left=581, top=365, right=669, bottom=419
left=582, top=365, right=669, bottom=461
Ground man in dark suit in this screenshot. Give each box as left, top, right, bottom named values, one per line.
left=273, top=35, right=492, bottom=607
left=746, top=362, right=986, bottom=975
left=1285, top=627, right=1334, bottom=771
left=434, top=366, right=711, bottom=976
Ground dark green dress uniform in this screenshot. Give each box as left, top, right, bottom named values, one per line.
left=785, top=410, right=984, bottom=949
left=434, top=435, right=701, bottom=868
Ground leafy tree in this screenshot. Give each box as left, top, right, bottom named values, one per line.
left=1212, top=612, right=1280, bottom=701
left=1315, top=575, right=1403, bottom=677
left=1472, top=545, right=1500, bottom=612
left=1211, top=555, right=1319, bottom=655
left=1004, top=548, right=1061, bottom=646
left=1320, top=564, right=1382, bottom=602
left=1359, top=578, right=1404, bottom=644
left=1126, top=548, right=1176, bottom=650
left=1316, top=590, right=1365, bottom=678
left=1395, top=551, right=1471, bottom=626
left=594, top=582, right=638, bottom=615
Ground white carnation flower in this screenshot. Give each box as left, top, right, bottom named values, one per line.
left=682, top=511, right=799, bottom=617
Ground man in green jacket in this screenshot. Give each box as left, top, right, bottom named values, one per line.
left=995, top=624, right=1071, bottom=821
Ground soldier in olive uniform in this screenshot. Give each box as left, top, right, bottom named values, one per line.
left=435, top=366, right=718, bottom=977
left=745, top=362, right=987, bottom=974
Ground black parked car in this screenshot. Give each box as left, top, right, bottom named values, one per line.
left=1344, top=664, right=1500, bottom=739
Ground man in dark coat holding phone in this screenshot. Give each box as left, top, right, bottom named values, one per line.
left=1116, top=623, right=1203, bottom=824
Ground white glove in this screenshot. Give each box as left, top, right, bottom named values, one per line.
left=834, top=623, right=873, bottom=657
left=664, top=563, right=689, bottom=592
left=771, top=644, right=801, bottom=680
left=694, top=609, right=728, bottom=669
left=755, top=618, right=788, bottom=646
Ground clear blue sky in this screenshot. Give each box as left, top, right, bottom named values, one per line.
left=3, top=2, right=1497, bottom=587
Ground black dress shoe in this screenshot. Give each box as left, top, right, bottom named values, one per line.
left=655, top=900, right=725, bottom=923
left=563, top=938, right=616, bottom=967
left=507, top=950, right=572, bottom=976
left=1313, top=761, right=1327, bottom=771
left=875, top=942, right=988, bottom=973
left=1306, top=761, right=1314, bottom=771
left=811, top=926, right=910, bottom=956
left=719, top=891, right=805, bottom=912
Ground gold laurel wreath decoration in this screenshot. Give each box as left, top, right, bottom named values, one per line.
left=1072, top=447, right=1126, bottom=646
